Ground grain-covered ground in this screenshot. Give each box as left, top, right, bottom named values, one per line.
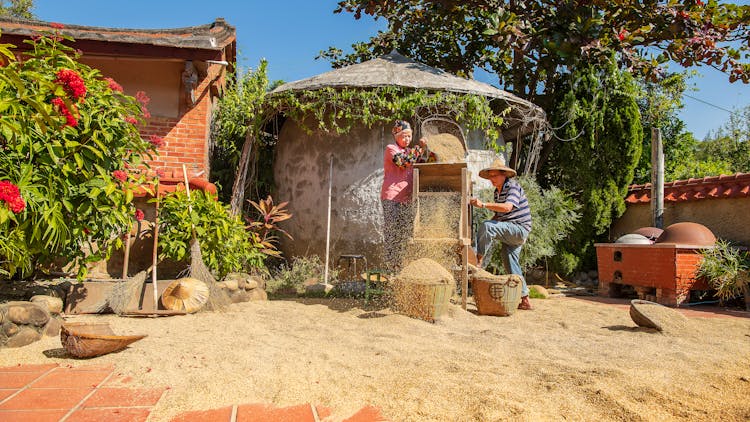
left=2, top=296, right=749, bottom=421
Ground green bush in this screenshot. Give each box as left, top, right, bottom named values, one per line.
left=267, top=255, right=338, bottom=296
left=474, top=175, right=581, bottom=274
left=157, top=189, right=267, bottom=279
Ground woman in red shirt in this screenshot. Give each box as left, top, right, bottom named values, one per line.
left=380, top=120, right=429, bottom=271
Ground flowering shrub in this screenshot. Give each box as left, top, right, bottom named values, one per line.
left=0, top=28, right=157, bottom=279
left=157, top=190, right=268, bottom=278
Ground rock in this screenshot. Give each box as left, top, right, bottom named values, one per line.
left=229, top=290, right=251, bottom=303
left=577, top=271, right=589, bottom=281
left=44, top=317, right=62, bottom=336
left=249, top=276, right=265, bottom=290
left=224, top=272, right=253, bottom=289
left=6, top=302, right=50, bottom=326
left=222, top=279, right=239, bottom=291
left=248, top=288, right=268, bottom=301
left=5, top=327, right=42, bottom=347
left=245, top=277, right=259, bottom=290
left=529, top=285, right=549, bottom=299
left=303, top=277, right=319, bottom=287
left=30, top=295, right=64, bottom=315
left=547, top=288, right=561, bottom=295
left=587, top=270, right=599, bottom=280
left=2, top=322, right=19, bottom=337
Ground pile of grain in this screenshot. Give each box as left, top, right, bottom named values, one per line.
left=425, top=133, right=465, bottom=162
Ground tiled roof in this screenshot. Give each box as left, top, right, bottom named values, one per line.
left=0, top=17, right=235, bottom=50
left=626, top=173, right=750, bottom=204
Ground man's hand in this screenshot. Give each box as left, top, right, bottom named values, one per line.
left=470, top=197, right=483, bottom=208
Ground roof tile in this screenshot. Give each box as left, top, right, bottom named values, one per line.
left=626, top=173, right=750, bottom=204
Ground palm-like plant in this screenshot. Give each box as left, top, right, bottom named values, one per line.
left=697, top=240, right=750, bottom=310
left=246, top=196, right=292, bottom=257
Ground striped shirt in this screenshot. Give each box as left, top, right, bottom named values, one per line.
left=492, top=178, right=532, bottom=231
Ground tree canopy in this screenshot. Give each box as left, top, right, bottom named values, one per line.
left=0, top=0, right=34, bottom=19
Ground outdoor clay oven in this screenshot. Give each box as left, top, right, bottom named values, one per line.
left=595, top=222, right=715, bottom=306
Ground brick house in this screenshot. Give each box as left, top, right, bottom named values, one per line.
left=0, top=16, right=236, bottom=184
left=0, top=17, right=236, bottom=278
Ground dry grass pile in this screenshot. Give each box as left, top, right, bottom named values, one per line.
left=426, top=133, right=465, bottom=162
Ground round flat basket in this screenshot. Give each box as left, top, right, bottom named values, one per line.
left=161, top=277, right=209, bottom=313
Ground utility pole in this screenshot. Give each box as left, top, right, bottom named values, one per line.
left=651, top=127, right=664, bottom=228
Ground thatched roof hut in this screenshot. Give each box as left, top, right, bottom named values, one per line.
left=269, top=52, right=545, bottom=268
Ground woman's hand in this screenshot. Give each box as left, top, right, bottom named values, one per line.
left=418, top=137, right=428, bottom=148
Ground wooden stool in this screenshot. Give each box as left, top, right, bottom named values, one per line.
left=337, top=254, right=367, bottom=282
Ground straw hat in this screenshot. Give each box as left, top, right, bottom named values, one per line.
left=478, top=156, right=516, bottom=179
left=161, top=277, right=209, bottom=313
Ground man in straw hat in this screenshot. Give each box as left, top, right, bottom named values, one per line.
left=380, top=119, right=430, bottom=271
left=470, top=156, right=533, bottom=310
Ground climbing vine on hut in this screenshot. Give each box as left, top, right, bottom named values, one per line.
left=267, top=86, right=509, bottom=146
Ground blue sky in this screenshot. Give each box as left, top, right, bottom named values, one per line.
left=33, top=0, right=750, bottom=140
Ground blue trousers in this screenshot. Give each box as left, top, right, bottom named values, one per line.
left=476, top=220, right=530, bottom=296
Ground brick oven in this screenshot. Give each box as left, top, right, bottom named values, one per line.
left=596, top=222, right=715, bottom=306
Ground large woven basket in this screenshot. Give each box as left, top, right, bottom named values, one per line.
left=472, top=274, right=523, bottom=316
left=61, top=322, right=146, bottom=358
left=392, top=278, right=453, bottom=322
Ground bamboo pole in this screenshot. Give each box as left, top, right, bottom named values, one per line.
left=324, top=155, right=333, bottom=286
left=151, top=177, right=160, bottom=310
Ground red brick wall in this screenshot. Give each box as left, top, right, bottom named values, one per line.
left=139, top=66, right=215, bottom=179
left=596, top=244, right=676, bottom=288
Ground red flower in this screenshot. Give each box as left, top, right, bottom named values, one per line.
left=134, top=209, right=145, bottom=221
left=125, top=116, right=138, bottom=125
left=113, top=170, right=127, bottom=182
left=50, top=22, right=65, bottom=29
left=135, top=91, right=150, bottom=106
left=0, top=180, right=25, bottom=213
left=148, top=135, right=165, bottom=148
left=51, top=97, right=78, bottom=127
left=617, top=29, right=627, bottom=42
left=55, top=69, right=87, bottom=100
left=105, top=77, right=123, bottom=93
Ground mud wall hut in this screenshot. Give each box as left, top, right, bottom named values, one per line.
left=269, top=52, right=545, bottom=268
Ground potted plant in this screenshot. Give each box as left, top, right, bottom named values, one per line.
left=697, top=240, right=750, bottom=310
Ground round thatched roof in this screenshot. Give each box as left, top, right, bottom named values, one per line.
left=270, top=51, right=545, bottom=138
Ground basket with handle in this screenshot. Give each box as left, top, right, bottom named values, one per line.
left=472, top=273, right=523, bottom=316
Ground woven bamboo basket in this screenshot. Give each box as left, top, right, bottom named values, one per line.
left=472, top=274, right=523, bottom=316
left=629, top=299, right=664, bottom=330
left=392, top=278, right=453, bottom=322
left=61, top=322, right=146, bottom=358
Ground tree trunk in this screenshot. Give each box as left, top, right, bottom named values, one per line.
left=229, top=131, right=255, bottom=215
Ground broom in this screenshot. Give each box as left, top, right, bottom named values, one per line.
left=182, top=165, right=230, bottom=311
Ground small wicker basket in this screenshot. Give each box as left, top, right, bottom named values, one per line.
left=61, top=322, right=146, bottom=358
left=392, top=278, right=453, bottom=322
left=472, top=274, right=523, bottom=316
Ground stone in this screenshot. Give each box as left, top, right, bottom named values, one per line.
left=305, top=283, right=334, bottom=295
left=229, top=290, right=251, bottom=303
left=224, top=272, right=252, bottom=290
left=244, top=277, right=259, bottom=290
left=249, top=276, right=265, bottom=290
left=248, top=288, right=268, bottom=301
left=2, top=322, right=19, bottom=337
left=529, top=285, right=549, bottom=299
left=303, top=277, right=319, bottom=287
left=223, top=279, right=239, bottom=291
left=577, top=271, right=589, bottom=281
left=5, top=327, right=42, bottom=347
left=6, top=302, right=50, bottom=326
left=31, top=295, right=64, bottom=315
left=587, top=270, right=599, bottom=279
left=44, top=317, right=63, bottom=336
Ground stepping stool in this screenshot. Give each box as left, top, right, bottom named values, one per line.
left=364, top=269, right=388, bottom=304
left=337, top=254, right=367, bottom=283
